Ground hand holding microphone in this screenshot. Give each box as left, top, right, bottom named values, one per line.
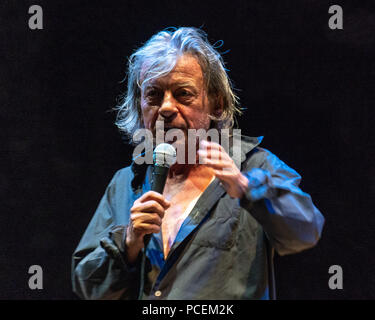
left=125, top=143, right=176, bottom=263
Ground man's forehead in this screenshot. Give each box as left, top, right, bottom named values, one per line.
left=172, top=54, right=202, bottom=74
left=140, top=54, right=203, bottom=87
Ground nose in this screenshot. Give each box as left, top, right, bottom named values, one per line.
left=158, top=91, right=178, bottom=120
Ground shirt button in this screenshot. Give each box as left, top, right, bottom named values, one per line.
left=154, top=290, right=162, bottom=297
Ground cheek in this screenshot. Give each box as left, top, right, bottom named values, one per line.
left=192, top=93, right=214, bottom=129
left=140, top=103, right=156, bottom=129
left=200, top=116, right=212, bottom=130
left=186, top=109, right=212, bottom=130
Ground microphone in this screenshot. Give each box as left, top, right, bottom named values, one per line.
left=144, top=143, right=176, bottom=247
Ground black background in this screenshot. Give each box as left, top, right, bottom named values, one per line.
left=1, top=0, right=374, bottom=299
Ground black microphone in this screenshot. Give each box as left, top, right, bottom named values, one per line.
left=144, top=143, right=176, bottom=248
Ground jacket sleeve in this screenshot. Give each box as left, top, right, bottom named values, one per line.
left=71, top=171, right=142, bottom=300
left=240, top=149, right=325, bottom=256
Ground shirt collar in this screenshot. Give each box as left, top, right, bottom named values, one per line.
left=238, top=135, right=264, bottom=163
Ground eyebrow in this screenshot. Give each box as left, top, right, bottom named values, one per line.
left=142, top=80, right=198, bottom=91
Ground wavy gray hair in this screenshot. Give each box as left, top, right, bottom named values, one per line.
left=114, top=27, right=242, bottom=143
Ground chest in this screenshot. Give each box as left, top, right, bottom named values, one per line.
left=160, top=181, right=204, bottom=258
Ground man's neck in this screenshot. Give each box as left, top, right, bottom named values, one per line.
left=167, top=163, right=214, bottom=189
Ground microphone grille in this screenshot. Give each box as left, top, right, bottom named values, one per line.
left=153, top=143, right=177, bottom=167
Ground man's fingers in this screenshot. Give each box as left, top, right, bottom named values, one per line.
left=198, top=149, right=226, bottom=161
left=201, top=158, right=234, bottom=170
left=131, top=212, right=162, bottom=226
left=136, top=191, right=171, bottom=208
left=130, top=191, right=170, bottom=240
left=132, top=200, right=166, bottom=218
left=213, top=168, right=238, bottom=179
left=199, top=140, right=223, bottom=151
left=133, top=223, right=161, bottom=235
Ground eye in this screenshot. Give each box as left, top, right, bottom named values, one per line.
left=177, top=89, right=192, bottom=97
left=144, top=88, right=163, bottom=102
left=146, top=89, right=159, bottom=97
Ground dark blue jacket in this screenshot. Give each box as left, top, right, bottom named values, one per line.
left=72, top=136, right=324, bottom=299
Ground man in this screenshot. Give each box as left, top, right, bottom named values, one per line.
left=72, top=27, right=324, bottom=300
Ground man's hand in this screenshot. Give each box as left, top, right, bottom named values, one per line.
left=198, top=140, right=249, bottom=199
left=126, top=191, right=170, bottom=263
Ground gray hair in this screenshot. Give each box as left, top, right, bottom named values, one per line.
left=114, top=27, right=242, bottom=143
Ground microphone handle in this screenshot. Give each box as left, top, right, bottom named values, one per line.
left=144, top=165, right=169, bottom=248
left=151, top=165, right=169, bottom=193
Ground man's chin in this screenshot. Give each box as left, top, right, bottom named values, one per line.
left=164, top=138, right=185, bottom=149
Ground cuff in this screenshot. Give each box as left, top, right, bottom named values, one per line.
left=100, top=225, right=142, bottom=272
left=243, top=168, right=277, bottom=200
left=239, top=168, right=277, bottom=210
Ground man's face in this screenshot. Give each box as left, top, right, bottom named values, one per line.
left=140, top=54, right=214, bottom=145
